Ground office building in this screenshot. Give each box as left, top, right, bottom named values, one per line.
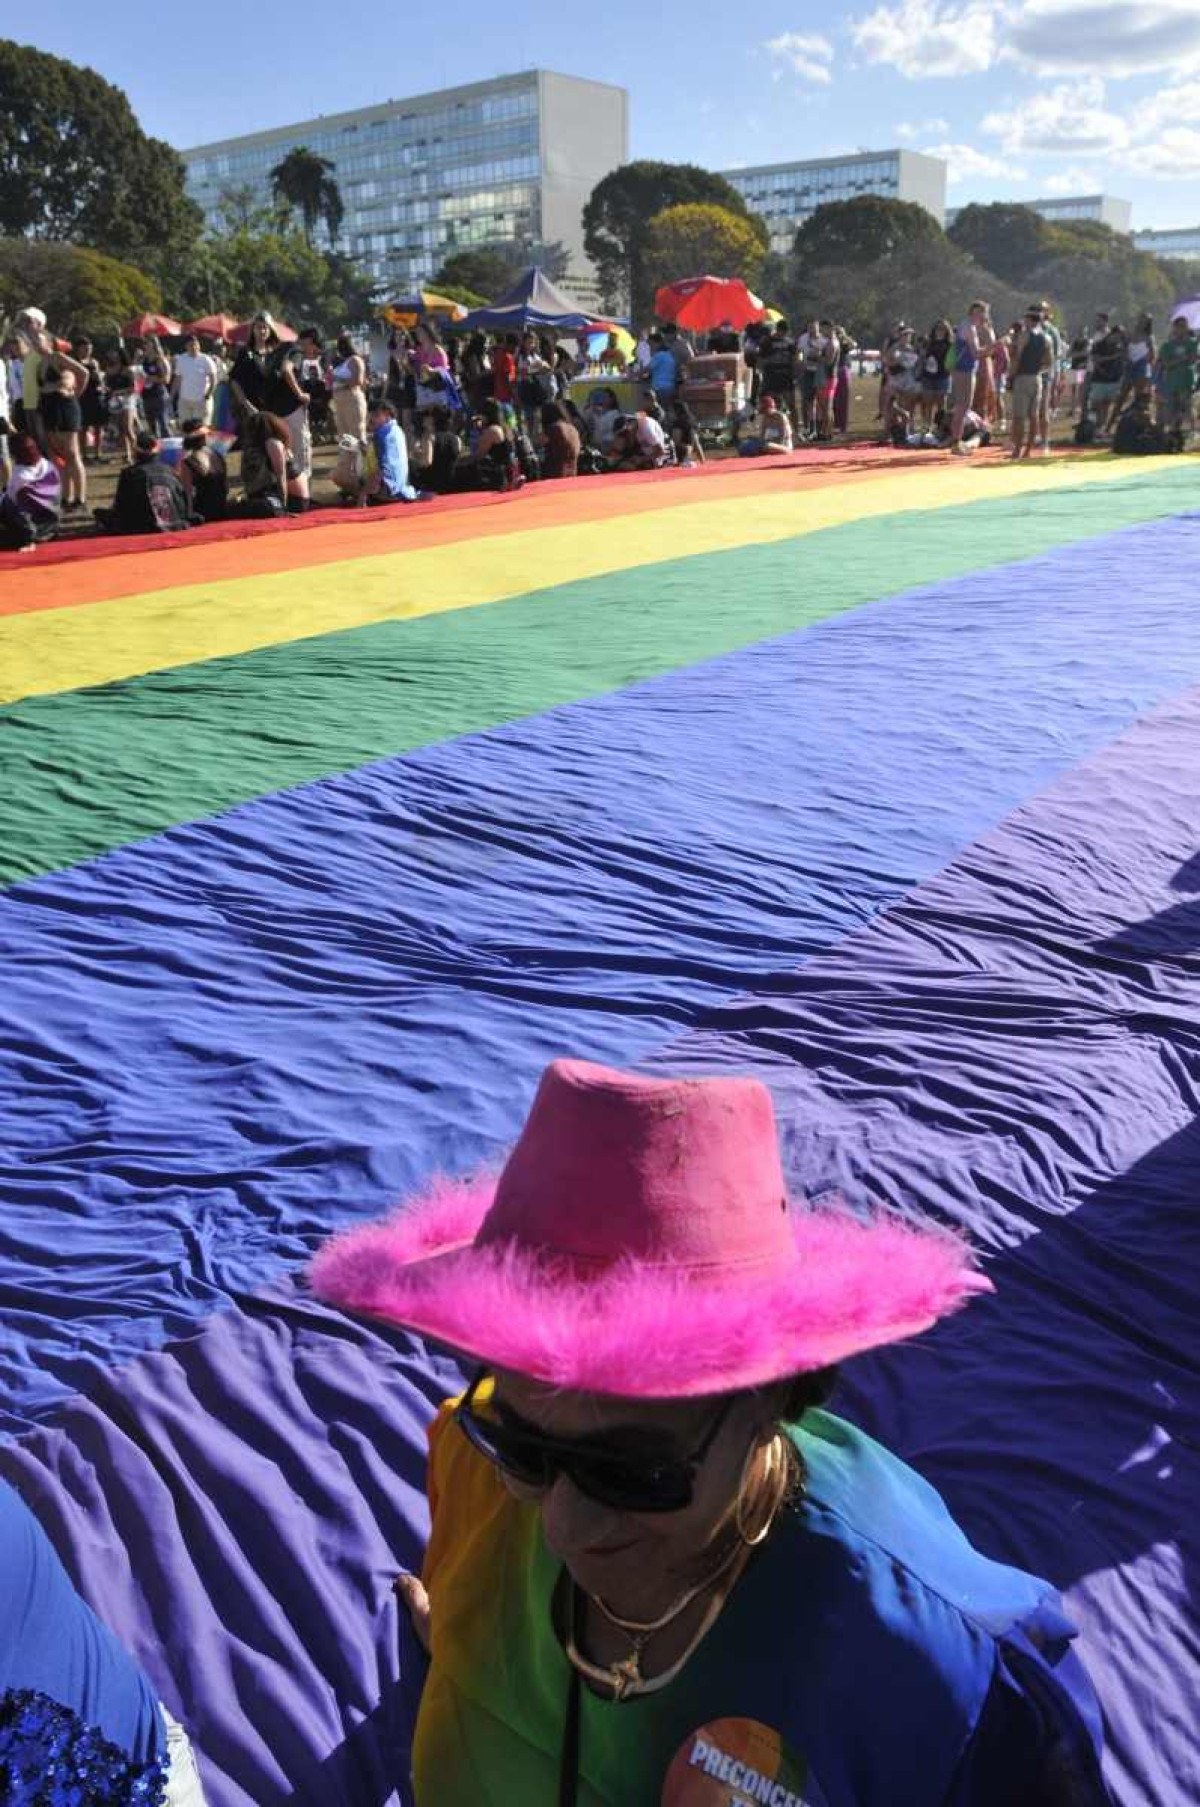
left=1133, top=224, right=1200, bottom=261
left=181, top=71, right=628, bottom=301
left=948, top=194, right=1133, bottom=233
left=1026, top=194, right=1132, bottom=232
left=722, top=150, right=947, bottom=254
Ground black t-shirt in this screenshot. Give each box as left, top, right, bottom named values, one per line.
left=761, top=336, right=795, bottom=387
left=1091, top=332, right=1125, bottom=385
left=231, top=345, right=298, bottom=414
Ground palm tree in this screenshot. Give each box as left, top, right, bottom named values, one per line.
left=269, top=147, right=344, bottom=246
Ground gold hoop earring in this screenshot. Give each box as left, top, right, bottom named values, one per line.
left=734, top=1433, right=784, bottom=1547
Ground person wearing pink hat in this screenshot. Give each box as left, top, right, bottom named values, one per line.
left=312, top=1060, right=1111, bottom=1807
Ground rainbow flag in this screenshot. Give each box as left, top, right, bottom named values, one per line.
left=1, top=449, right=1198, bottom=1806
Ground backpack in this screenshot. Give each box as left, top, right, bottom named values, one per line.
left=1073, top=416, right=1097, bottom=446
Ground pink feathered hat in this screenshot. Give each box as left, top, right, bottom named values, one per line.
left=310, top=1059, right=990, bottom=1398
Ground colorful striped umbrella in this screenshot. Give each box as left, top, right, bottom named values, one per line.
left=380, top=293, right=469, bottom=328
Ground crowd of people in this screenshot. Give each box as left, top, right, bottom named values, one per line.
left=872, top=301, right=1198, bottom=457
left=1, top=293, right=1195, bottom=552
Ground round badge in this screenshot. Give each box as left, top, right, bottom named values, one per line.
left=661, top=1717, right=812, bottom=1806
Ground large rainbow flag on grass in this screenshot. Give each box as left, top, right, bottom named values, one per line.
left=1, top=447, right=1198, bottom=1806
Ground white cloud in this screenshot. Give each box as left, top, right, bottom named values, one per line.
left=850, top=0, right=999, bottom=77
left=981, top=76, right=1131, bottom=154
left=923, top=140, right=1027, bottom=180
left=1039, top=165, right=1100, bottom=192
left=1125, top=124, right=1200, bottom=175
left=848, top=0, right=1200, bottom=81
left=1009, top=0, right=1200, bottom=78
left=897, top=116, right=949, bottom=139
left=765, top=31, right=835, bottom=84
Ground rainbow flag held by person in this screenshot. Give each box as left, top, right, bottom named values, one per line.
left=1, top=447, right=1198, bottom=1807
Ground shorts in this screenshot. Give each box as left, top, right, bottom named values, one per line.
left=921, top=374, right=950, bottom=396
left=1124, top=358, right=1149, bottom=385
left=42, top=391, right=82, bottom=434
left=1088, top=380, right=1120, bottom=403
left=1010, top=373, right=1044, bottom=422
left=177, top=395, right=213, bottom=428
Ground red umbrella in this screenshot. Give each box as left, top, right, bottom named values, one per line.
left=183, top=313, right=240, bottom=339
left=654, top=277, right=765, bottom=333
left=227, top=317, right=298, bottom=345
left=123, top=313, right=183, bottom=339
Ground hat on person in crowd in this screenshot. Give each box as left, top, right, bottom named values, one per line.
left=311, top=1058, right=989, bottom=1400
left=134, top=431, right=160, bottom=460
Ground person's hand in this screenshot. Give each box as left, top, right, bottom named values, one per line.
left=395, top=1573, right=432, bottom=1653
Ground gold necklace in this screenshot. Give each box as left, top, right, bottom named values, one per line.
left=563, top=1548, right=742, bottom=1701
left=560, top=1439, right=791, bottom=1701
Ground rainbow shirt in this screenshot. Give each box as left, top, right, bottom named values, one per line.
left=414, top=1405, right=1109, bottom=1805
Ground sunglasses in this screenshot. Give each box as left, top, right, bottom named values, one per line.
left=454, top=1371, right=733, bottom=1514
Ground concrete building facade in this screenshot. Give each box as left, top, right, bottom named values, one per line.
left=948, top=194, right=1133, bottom=233
left=181, top=70, right=628, bottom=301
left=1133, top=225, right=1200, bottom=261
left=722, top=150, right=947, bottom=254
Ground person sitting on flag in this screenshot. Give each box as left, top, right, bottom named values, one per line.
left=312, top=1060, right=1113, bottom=1807
left=606, top=410, right=670, bottom=471
left=0, top=1475, right=207, bottom=1803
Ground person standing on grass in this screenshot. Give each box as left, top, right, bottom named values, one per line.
left=74, top=338, right=106, bottom=462
left=647, top=332, right=678, bottom=412
left=173, top=334, right=217, bottom=427
left=1034, top=301, right=1063, bottom=453
left=1155, top=315, right=1198, bottom=440
left=1087, top=317, right=1126, bottom=436
left=139, top=334, right=173, bottom=437
left=18, top=311, right=49, bottom=452
left=1009, top=308, right=1053, bottom=461
left=950, top=301, right=995, bottom=452
left=37, top=332, right=92, bottom=514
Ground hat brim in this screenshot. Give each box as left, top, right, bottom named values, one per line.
left=310, top=1177, right=990, bottom=1399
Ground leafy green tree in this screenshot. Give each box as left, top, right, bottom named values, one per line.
left=947, top=203, right=1060, bottom=287
left=269, top=147, right=344, bottom=245
left=0, top=238, right=161, bottom=336
left=433, top=239, right=570, bottom=299
left=214, top=185, right=267, bottom=236
left=764, top=235, right=1023, bottom=345
left=163, top=223, right=376, bottom=333
left=645, top=203, right=767, bottom=296
left=0, top=39, right=200, bottom=272
left=794, top=196, right=943, bottom=268
left=1028, top=249, right=1175, bottom=331
left=583, top=162, right=759, bottom=319
left=426, top=282, right=487, bottom=309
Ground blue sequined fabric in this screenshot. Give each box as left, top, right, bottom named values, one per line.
left=0, top=1689, right=168, bottom=1806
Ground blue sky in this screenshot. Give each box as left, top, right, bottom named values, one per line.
left=23, top=0, right=1200, bottom=228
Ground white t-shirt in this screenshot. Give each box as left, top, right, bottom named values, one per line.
left=174, top=352, right=216, bottom=402
left=635, top=413, right=668, bottom=459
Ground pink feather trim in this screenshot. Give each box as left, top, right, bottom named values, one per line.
left=310, top=1175, right=989, bottom=1398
